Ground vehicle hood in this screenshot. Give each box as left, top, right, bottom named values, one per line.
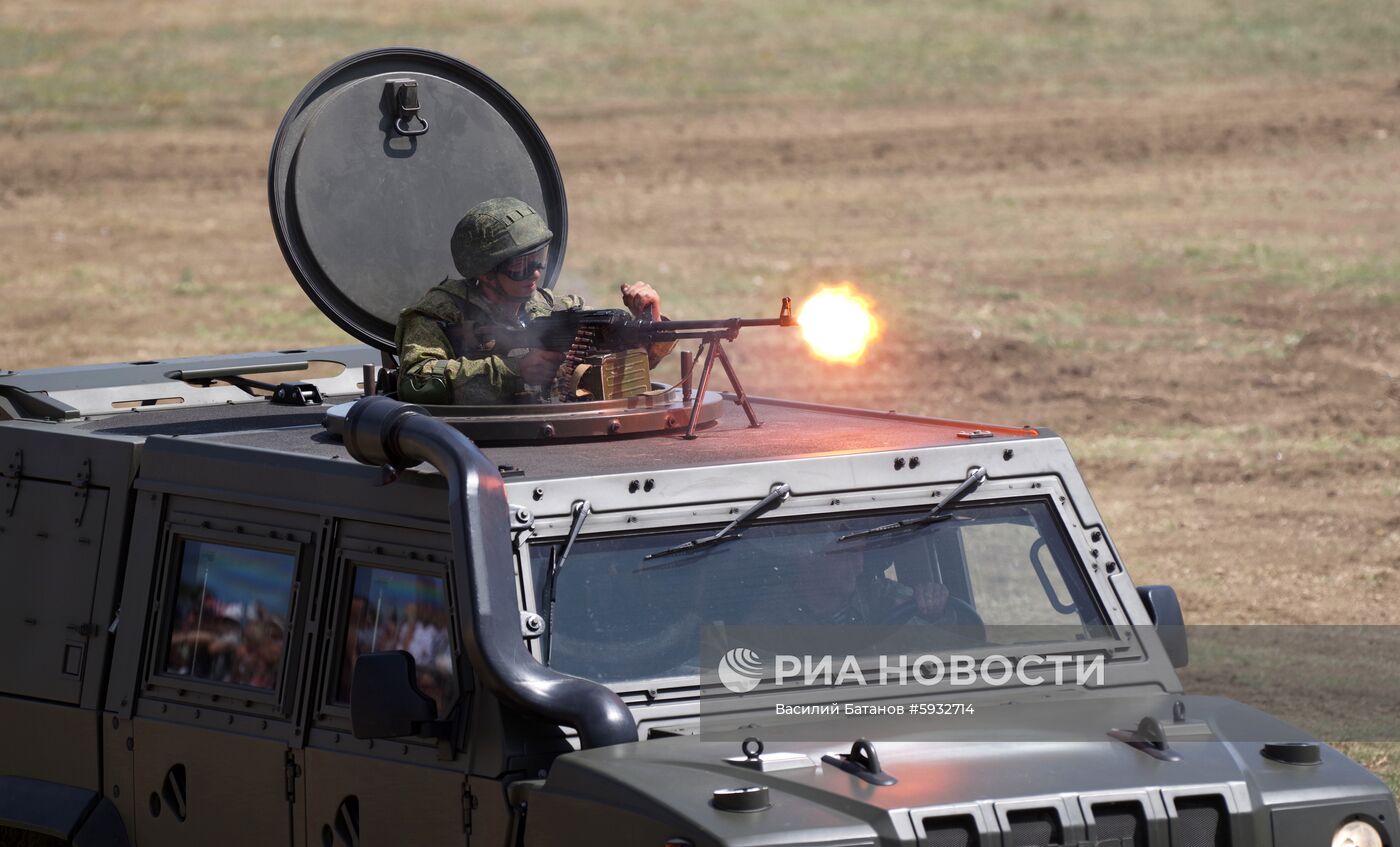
left=524, top=692, right=1395, bottom=847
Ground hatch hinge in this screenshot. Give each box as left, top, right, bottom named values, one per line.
left=283, top=750, right=301, bottom=803
left=71, top=458, right=92, bottom=526
left=2, top=449, right=20, bottom=517
left=270, top=382, right=323, bottom=406
left=462, top=782, right=476, bottom=834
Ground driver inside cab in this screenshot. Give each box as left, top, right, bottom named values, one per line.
left=768, top=538, right=952, bottom=626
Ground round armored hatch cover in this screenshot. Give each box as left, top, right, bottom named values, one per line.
left=269, top=48, right=567, bottom=351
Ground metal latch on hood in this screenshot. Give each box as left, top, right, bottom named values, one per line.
left=724, top=737, right=814, bottom=773
left=822, top=738, right=897, bottom=786
left=1108, top=702, right=1214, bottom=762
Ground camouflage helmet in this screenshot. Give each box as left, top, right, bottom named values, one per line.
left=450, top=197, right=553, bottom=279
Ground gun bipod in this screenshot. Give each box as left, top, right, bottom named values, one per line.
left=681, top=332, right=762, bottom=439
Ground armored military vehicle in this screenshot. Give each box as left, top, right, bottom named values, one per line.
left=1, top=48, right=1394, bottom=847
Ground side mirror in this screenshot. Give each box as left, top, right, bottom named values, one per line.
left=1136, top=585, right=1188, bottom=669
left=350, top=651, right=439, bottom=739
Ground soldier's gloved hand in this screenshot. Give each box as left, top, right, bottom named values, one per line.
left=621, top=281, right=662, bottom=322
left=914, top=582, right=950, bottom=619
left=517, top=349, right=565, bottom=386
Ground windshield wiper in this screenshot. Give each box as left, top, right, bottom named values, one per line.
left=642, top=483, right=791, bottom=561
left=543, top=499, right=590, bottom=662
left=839, top=466, right=987, bottom=542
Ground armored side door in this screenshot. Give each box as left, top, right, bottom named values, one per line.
left=300, top=519, right=470, bottom=846
left=120, top=495, right=326, bottom=847
left=0, top=430, right=136, bottom=792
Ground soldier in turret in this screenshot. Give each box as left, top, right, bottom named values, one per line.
left=395, top=197, right=671, bottom=405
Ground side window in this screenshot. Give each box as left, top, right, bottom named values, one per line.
left=163, top=540, right=298, bottom=691
left=335, top=566, right=457, bottom=715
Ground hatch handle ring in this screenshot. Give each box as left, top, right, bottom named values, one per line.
left=821, top=738, right=897, bottom=786
left=388, top=79, right=429, bottom=138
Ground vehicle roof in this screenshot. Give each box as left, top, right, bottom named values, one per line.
left=2, top=345, right=1044, bottom=480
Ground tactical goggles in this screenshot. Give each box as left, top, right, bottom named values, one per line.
left=496, top=245, right=549, bottom=281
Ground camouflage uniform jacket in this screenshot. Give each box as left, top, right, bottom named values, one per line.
left=394, top=278, right=585, bottom=405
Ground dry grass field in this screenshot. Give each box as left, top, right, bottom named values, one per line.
left=1, top=0, right=1397, bottom=786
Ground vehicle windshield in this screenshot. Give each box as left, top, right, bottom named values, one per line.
left=528, top=499, right=1107, bottom=685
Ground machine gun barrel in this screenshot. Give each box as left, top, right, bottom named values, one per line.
left=653, top=315, right=791, bottom=331
left=639, top=315, right=786, bottom=337
left=618, top=297, right=795, bottom=344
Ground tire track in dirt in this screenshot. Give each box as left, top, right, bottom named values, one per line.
left=557, top=84, right=1400, bottom=183
left=0, top=136, right=267, bottom=199
left=3, top=81, right=1397, bottom=198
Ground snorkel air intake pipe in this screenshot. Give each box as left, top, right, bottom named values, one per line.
left=339, top=396, right=638, bottom=749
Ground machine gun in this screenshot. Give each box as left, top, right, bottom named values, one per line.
left=476, top=297, right=796, bottom=437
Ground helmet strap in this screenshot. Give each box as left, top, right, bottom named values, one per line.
left=476, top=274, right=532, bottom=310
